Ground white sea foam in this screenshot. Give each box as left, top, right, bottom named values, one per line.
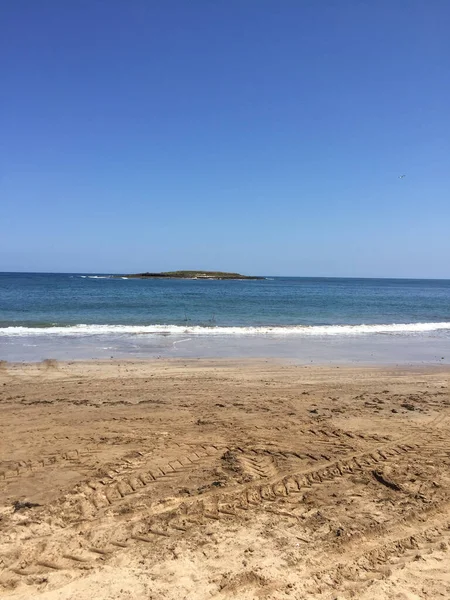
left=1, top=322, right=450, bottom=337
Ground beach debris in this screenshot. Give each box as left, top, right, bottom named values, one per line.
left=13, top=500, right=41, bottom=512
left=41, top=358, right=58, bottom=369
left=372, top=470, right=403, bottom=492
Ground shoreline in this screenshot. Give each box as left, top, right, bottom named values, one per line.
left=2, top=328, right=450, bottom=364
left=2, top=356, right=450, bottom=371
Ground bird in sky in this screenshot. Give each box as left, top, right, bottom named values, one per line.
left=398, top=174, right=406, bottom=179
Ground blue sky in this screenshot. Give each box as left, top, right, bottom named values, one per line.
left=1, top=0, right=449, bottom=277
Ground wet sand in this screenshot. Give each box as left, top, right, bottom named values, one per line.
left=1, top=359, right=449, bottom=599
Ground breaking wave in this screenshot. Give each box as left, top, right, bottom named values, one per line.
left=1, top=322, right=450, bottom=337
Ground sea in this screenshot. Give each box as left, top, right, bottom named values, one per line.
left=1, top=272, right=450, bottom=364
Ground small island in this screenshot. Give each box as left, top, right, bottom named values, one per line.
left=121, top=270, right=265, bottom=280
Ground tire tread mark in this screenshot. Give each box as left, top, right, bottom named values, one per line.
left=3, top=413, right=446, bottom=581
left=72, top=444, right=227, bottom=519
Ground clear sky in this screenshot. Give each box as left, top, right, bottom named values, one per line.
left=1, top=1, right=449, bottom=277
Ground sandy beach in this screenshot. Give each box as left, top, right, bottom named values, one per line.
left=1, top=359, right=449, bottom=599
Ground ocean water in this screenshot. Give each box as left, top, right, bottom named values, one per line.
left=1, top=273, right=450, bottom=362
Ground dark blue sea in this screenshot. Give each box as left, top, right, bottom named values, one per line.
left=1, top=273, right=450, bottom=362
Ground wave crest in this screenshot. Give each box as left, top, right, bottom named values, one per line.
left=1, top=322, right=450, bottom=337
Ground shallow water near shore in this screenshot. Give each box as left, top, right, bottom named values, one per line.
left=2, top=329, right=450, bottom=364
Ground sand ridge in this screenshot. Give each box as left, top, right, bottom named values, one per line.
left=0, top=359, right=449, bottom=599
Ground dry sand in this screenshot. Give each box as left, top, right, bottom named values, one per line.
left=0, top=359, right=449, bottom=599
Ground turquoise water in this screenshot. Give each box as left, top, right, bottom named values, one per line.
left=1, top=273, right=450, bottom=361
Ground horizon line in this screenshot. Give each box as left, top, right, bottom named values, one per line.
left=1, top=271, right=450, bottom=281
